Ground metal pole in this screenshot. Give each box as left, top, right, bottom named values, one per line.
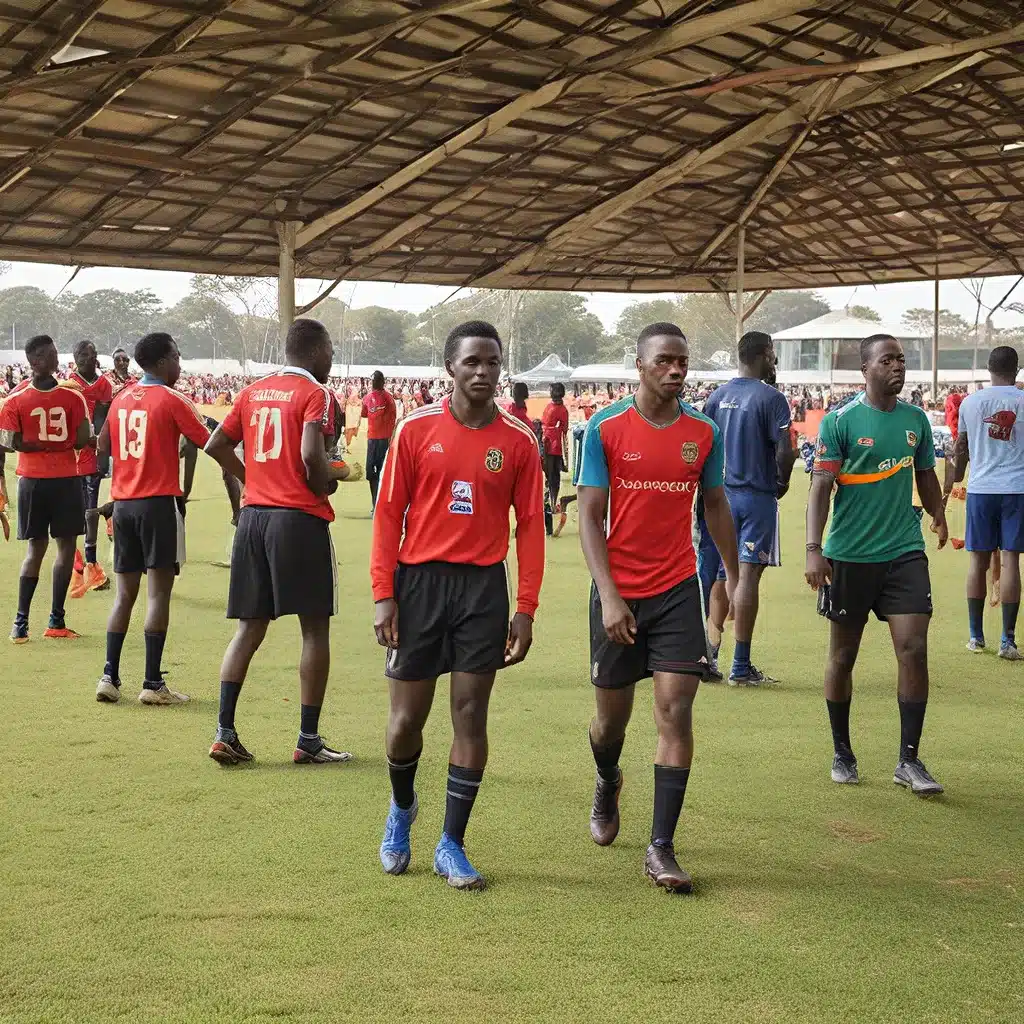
left=276, top=220, right=298, bottom=356
left=735, top=225, right=745, bottom=346
left=932, top=266, right=940, bottom=401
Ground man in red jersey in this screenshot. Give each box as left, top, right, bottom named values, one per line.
left=541, top=382, right=569, bottom=518
left=67, top=339, right=114, bottom=597
left=94, top=333, right=243, bottom=706
left=372, top=320, right=544, bottom=891
left=507, top=381, right=534, bottom=431
left=0, top=335, right=91, bottom=642
left=205, top=319, right=352, bottom=766
left=576, top=322, right=739, bottom=894
left=106, top=348, right=135, bottom=397
left=361, top=370, right=397, bottom=514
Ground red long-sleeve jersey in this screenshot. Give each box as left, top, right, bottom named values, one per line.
left=370, top=398, right=545, bottom=617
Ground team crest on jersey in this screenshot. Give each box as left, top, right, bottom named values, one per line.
left=906, top=430, right=917, bottom=447
left=484, top=447, right=504, bottom=473
left=680, top=441, right=699, bottom=464
left=449, top=480, right=473, bottom=515
left=856, top=437, right=874, bottom=447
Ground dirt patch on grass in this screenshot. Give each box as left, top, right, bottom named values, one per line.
left=828, top=820, right=886, bottom=843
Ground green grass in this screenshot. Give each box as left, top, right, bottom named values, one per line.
left=1, top=447, right=1021, bottom=1024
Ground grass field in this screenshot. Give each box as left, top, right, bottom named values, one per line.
left=1, top=440, right=1022, bottom=1024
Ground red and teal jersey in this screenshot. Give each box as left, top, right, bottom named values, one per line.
left=576, top=395, right=724, bottom=599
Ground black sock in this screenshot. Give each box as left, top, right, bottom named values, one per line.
left=218, top=682, right=243, bottom=731
left=104, top=631, right=126, bottom=683
left=589, top=730, right=624, bottom=782
left=16, top=576, right=38, bottom=623
left=299, top=704, right=322, bottom=744
left=967, top=596, right=985, bottom=642
left=898, top=698, right=927, bottom=761
left=826, top=698, right=852, bottom=753
left=51, top=562, right=73, bottom=625
left=85, top=543, right=97, bottom=565
left=443, top=764, right=484, bottom=847
left=651, top=764, right=690, bottom=848
left=143, top=631, right=166, bottom=687
left=1002, top=601, right=1020, bottom=645
left=387, top=748, right=421, bottom=810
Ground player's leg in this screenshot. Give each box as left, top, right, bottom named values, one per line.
left=646, top=671, right=700, bottom=893
left=46, top=536, right=79, bottom=637
left=588, top=581, right=646, bottom=847
left=544, top=454, right=561, bottom=519
left=209, top=619, right=268, bottom=763
left=997, top=495, right=1024, bottom=658
left=990, top=549, right=1002, bottom=607
left=82, top=475, right=108, bottom=591
left=965, top=492, right=997, bottom=649
left=45, top=478, right=86, bottom=638
left=729, top=491, right=777, bottom=685
left=12, top=528, right=47, bottom=643
left=291, top=614, right=350, bottom=762
left=98, top=570, right=140, bottom=701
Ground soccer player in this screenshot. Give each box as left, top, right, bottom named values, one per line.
left=508, top=381, right=533, bottom=430
left=577, top=323, right=739, bottom=893
left=947, top=346, right=1024, bottom=658
left=361, top=370, right=397, bottom=514
left=703, top=331, right=796, bottom=684
left=372, top=320, right=543, bottom=890
left=205, top=319, right=352, bottom=765
left=806, top=334, right=948, bottom=796
left=68, top=339, right=113, bottom=598
left=0, top=335, right=91, bottom=642
left=94, top=333, right=243, bottom=705
left=541, top=382, right=569, bottom=523
left=180, top=414, right=243, bottom=524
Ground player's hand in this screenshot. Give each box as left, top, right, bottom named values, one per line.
left=930, top=513, right=949, bottom=550
left=374, top=598, right=399, bottom=649
left=504, top=612, right=533, bottom=666
left=805, top=550, right=832, bottom=590
left=602, top=594, right=637, bottom=645
left=230, top=510, right=239, bottom=527
left=724, top=572, right=736, bottom=610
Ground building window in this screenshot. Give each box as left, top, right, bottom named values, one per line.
left=799, top=339, right=820, bottom=370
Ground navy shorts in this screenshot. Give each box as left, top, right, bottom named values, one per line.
left=696, top=516, right=723, bottom=608
left=965, top=492, right=1024, bottom=553
left=726, top=486, right=780, bottom=568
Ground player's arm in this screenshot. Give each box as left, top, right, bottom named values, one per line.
left=913, top=414, right=947, bottom=548
left=203, top=424, right=246, bottom=486
left=774, top=393, right=798, bottom=498
left=97, top=417, right=111, bottom=459
left=948, top=426, right=969, bottom=489
left=805, top=414, right=841, bottom=590
left=371, top=424, right=414, bottom=649
left=180, top=438, right=199, bottom=500
left=506, top=440, right=545, bottom=666
left=699, top=422, right=738, bottom=601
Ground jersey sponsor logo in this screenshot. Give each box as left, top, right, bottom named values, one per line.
left=680, top=441, right=699, bottom=464
left=622, top=451, right=642, bottom=462
left=484, top=447, right=504, bottom=473
left=758, top=550, right=771, bottom=564
left=719, top=401, right=739, bottom=409
left=130, top=387, right=145, bottom=401
left=449, top=479, right=473, bottom=515
left=984, top=409, right=1016, bottom=441
left=906, top=430, right=918, bottom=447
left=744, top=541, right=755, bottom=552
left=815, top=442, right=828, bottom=456
left=856, top=437, right=874, bottom=447
left=615, top=477, right=695, bottom=493
left=428, top=442, right=444, bottom=454
left=877, top=455, right=914, bottom=472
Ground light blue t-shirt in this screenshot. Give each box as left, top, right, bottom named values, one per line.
left=959, top=385, right=1024, bottom=495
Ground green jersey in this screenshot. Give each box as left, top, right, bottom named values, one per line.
left=814, top=394, right=935, bottom=563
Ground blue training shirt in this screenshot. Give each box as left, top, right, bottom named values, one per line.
left=703, top=377, right=792, bottom=494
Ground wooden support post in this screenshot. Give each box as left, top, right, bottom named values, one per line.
left=735, top=226, right=745, bottom=346
left=277, top=220, right=298, bottom=355
left=932, top=269, right=940, bottom=400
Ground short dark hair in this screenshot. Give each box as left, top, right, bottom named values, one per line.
left=860, top=333, right=897, bottom=361
left=550, top=382, right=566, bottom=399
left=444, top=320, right=502, bottom=363
left=988, top=345, right=1019, bottom=377
left=111, top=347, right=128, bottom=358
left=637, top=322, right=686, bottom=356
left=512, top=381, right=528, bottom=402
left=73, top=339, right=95, bottom=360
left=24, top=334, right=55, bottom=359
left=738, top=330, right=772, bottom=365
left=284, top=318, right=330, bottom=361
left=134, top=332, right=175, bottom=371
left=371, top=370, right=385, bottom=388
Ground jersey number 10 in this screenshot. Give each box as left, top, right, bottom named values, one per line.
left=118, top=408, right=147, bottom=459
left=250, top=407, right=283, bottom=462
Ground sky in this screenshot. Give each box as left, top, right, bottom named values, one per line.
left=2, top=260, right=1023, bottom=333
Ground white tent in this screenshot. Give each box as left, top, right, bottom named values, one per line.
left=512, top=353, right=573, bottom=385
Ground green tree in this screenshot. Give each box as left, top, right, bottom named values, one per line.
left=162, top=293, right=243, bottom=360
left=513, top=292, right=605, bottom=370
left=341, top=306, right=415, bottom=365
left=901, top=308, right=971, bottom=343
left=0, top=286, right=57, bottom=348
left=59, top=288, right=163, bottom=352
left=676, top=294, right=735, bottom=361
left=748, top=290, right=830, bottom=334
left=846, top=304, right=881, bottom=322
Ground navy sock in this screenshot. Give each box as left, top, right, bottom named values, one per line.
left=387, top=748, right=421, bottom=810
left=218, top=682, right=243, bottom=731
left=51, top=562, right=73, bottom=626
left=16, top=576, right=38, bottom=623
left=589, top=730, right=624, bottom=783
left=104, top=631, right=126, bottom=683
left=651, top=765, right=690, bottom=848
left=968, top=597, right=985, bottom=642
left=732, top=639, right=752, bottom=673
left=826, top=698, right=852, bottom=753
left=143, top=631, right=166, bottom=687
left=85, top=543, right=97, bottom=565
left=898, top=698, right=927, bottom=761
left=299, top=704, right=321, bottom=744
left=1001, top=602, right=1019, bottom=645
left=443, top=764, right=484, bottom=846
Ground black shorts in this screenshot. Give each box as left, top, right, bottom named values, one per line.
left=226, top=506, right=337, bottom=620
left=543, top=453, right=564, bottom=489
left=80, top=474, right=102, bottom=511
left=821, top=551, right=932, bottom=625
left=385, top=561, right=509, bottom=681
left=17, top=476, right=85, bottom=540
left=590, top=574, right=709, bottom=689
left=366, top=438, right=390, bottom=480
left=113, top=496, right=185, bottom=573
